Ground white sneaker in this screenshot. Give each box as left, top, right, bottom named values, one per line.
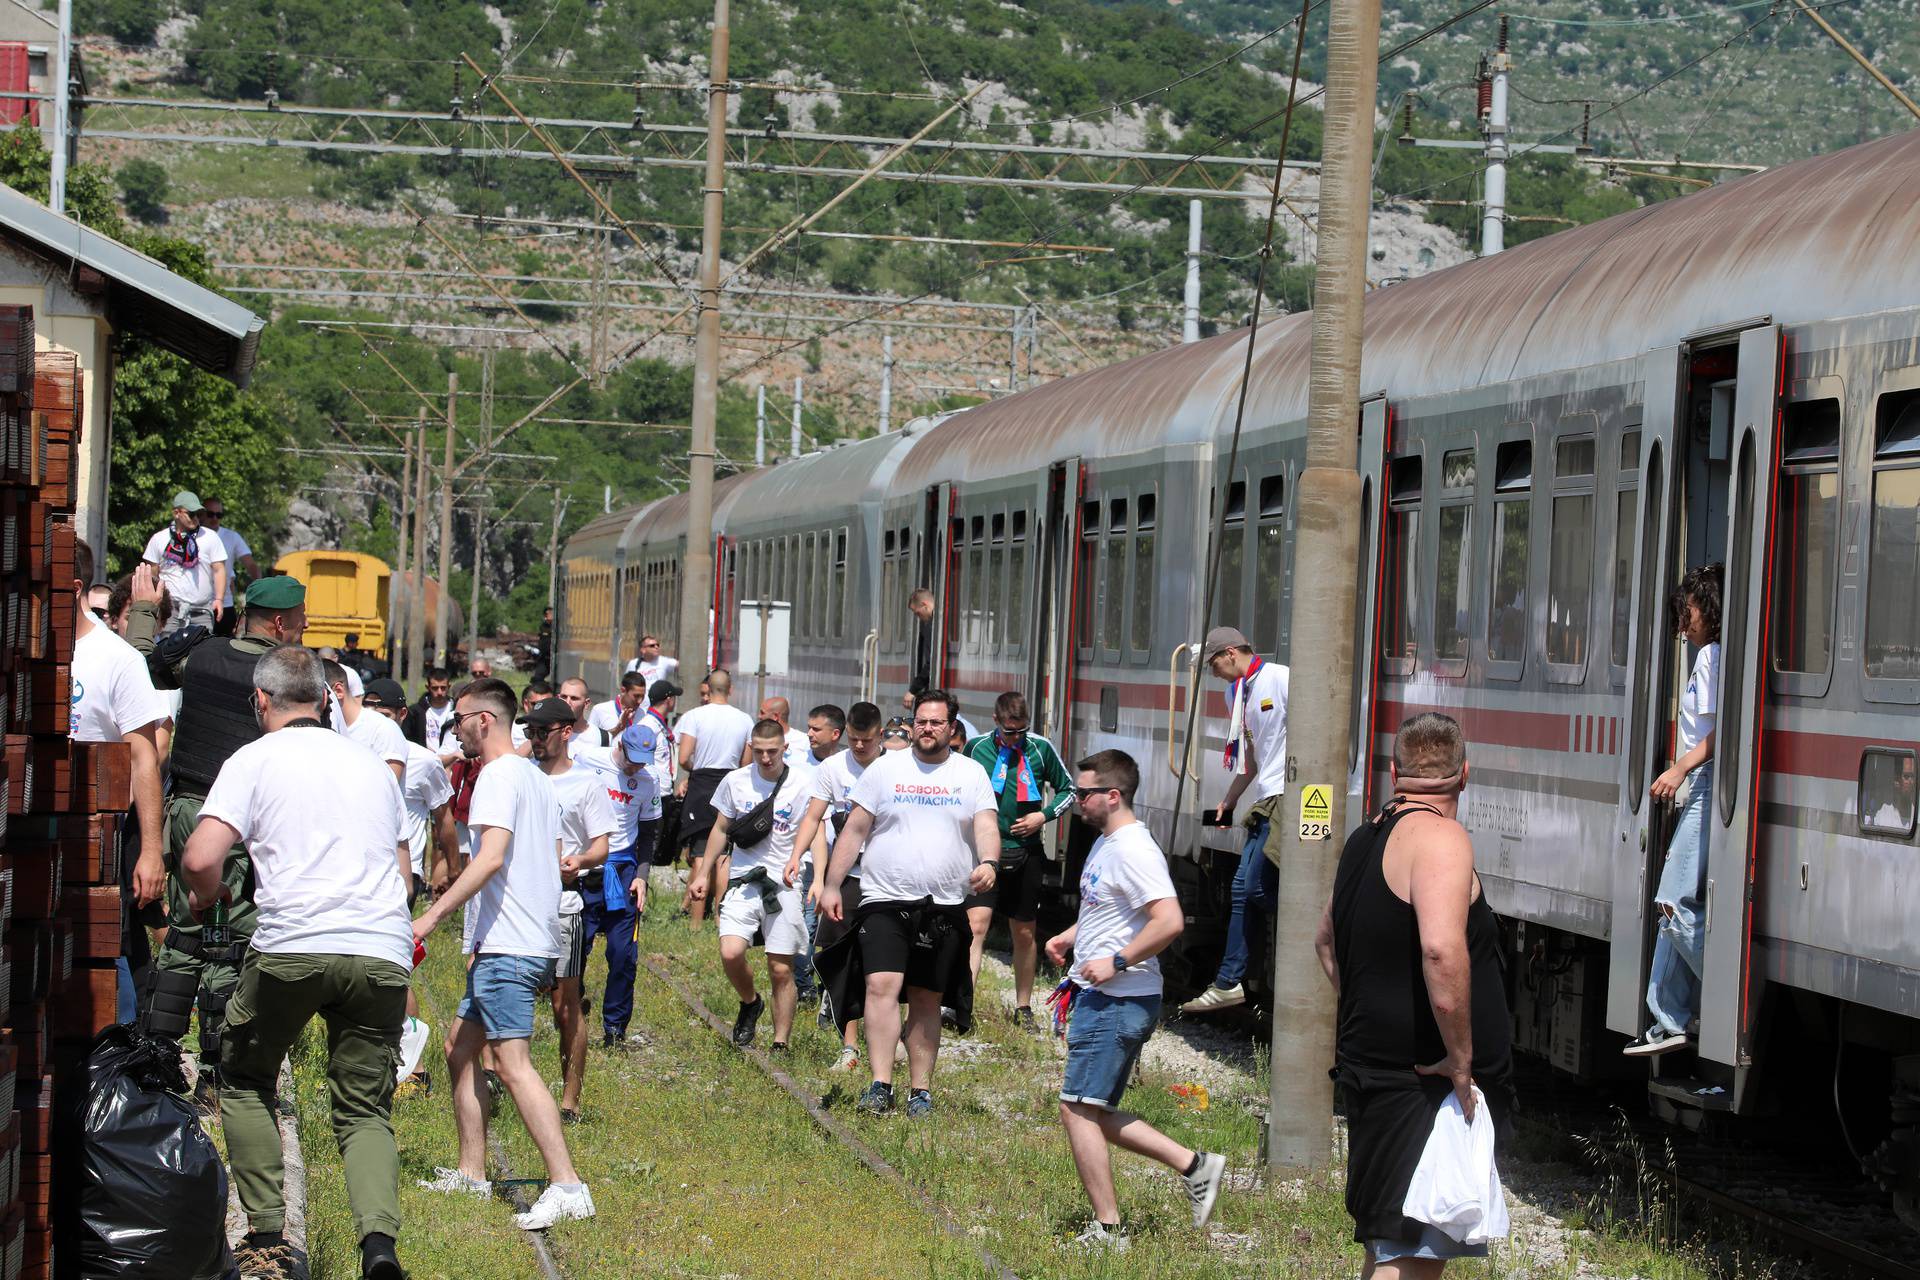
left=828, top=1045, right=861, bottom=1074
left=417, top=1166, right=491, bottom=1197
left=1182, top=1151, right=1226, bottom=1227
left=1180, top=984, right=1245, bottom=1015
left=1073, top=1223, right=1131, bottom=1252
left=513, top=1183, right=596, bottom=1230
left=1623, top=1031, right=1689, bottom=1057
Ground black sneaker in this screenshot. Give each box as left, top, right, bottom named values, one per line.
left=732, top=995, right=765, bottom=1048
left=1013, top=1006, right=1036, bottom=1031
left=768, top=1042, right=790, bottom=1055
left=906, top=1088, right=934, bottom=1119
left=560, top=1107, right=583, bottom=1126
left=856, top=1081, right=896, bottom=1115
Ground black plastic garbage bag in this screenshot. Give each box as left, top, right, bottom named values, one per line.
left=73, top=1024, right=237, bottom=1280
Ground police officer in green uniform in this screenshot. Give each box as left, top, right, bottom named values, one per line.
left=126, top=573, right=309, bottom=1107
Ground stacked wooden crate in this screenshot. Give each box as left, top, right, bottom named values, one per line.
left=0, top=331, right=126, bottom=1280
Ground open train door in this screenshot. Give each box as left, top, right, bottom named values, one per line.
left=1607, top=349, right=1684, bottom=1039
left=1030, top=459, right=1084, bottom=754
left=1348, top=396, right=1390, bottom=813
left=1697, top=323, right=1782, bottom=1072
left=911, top=483, right=956, bottom=692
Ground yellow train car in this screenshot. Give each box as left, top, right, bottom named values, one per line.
left=274, top=549, right=391, bottom=658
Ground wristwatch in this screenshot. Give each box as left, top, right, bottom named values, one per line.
left=1111, top=953, right=1132, bottom=973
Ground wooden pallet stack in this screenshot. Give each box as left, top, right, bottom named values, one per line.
left=0, top=331, right=127, bottom=1280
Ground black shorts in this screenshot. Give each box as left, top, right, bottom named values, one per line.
left=814, top=874, right=863, bottom=952
left=963, top=848, right=1044, bottom=922
left=857, top=899, right=969, bottom=993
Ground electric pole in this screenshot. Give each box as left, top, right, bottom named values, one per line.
left=1183, top=200, right=1203, bottom=342
left=879, top=334, right=893, bottom=433
left=790, top=375, right=802, bottom=459
left=546, top=487, right=567, bottom=611
left=468, top=489, right=487, bottom=654
left=1267, top=0, right=1380, bottom=1173
left=410, top=415, right=430, bottom=685
left=395, top=416, right=414, bottom=687
left=436, top=372, right=457, bottom=666
left=49, top=0, right=70, bottom=213
left=1480, top=18, right=1510, bottom=256
left=679, top=0, right=730, bottom=677
left=755, top=384, right=767, bottom=465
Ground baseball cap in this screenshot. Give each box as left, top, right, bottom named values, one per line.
left=517, top=697, right=575, bottom=728
left=648, top=678, right=683, bottom=705
left=171, top=490, right=203, bottom=513
left=1204, top=625, right=1251, bottom=660
left=362, top=677, right=406, bottom=708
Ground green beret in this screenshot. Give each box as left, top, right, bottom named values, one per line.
left=246, top=576, right=306, bottom=610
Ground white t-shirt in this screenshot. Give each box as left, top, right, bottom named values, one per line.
left=679, top=702, right=755, bottom=770
left=346, top=705, right=410, bottom=769
left=548, top=763, right=618, bottom=916
left=399, top=743, right=454, bottom=878
left=214, top=526, right=252, bottom=606
left=570, top=742, right=651, bottom=850
left=1234, top=660, right=1292, bottom=801
left=142, top=525, right=228, bottom=609
left=711, top=763, right=813, bottom=875
left=69, top=621, right=169, bottom=744
left=847, top=749, right=996, bottom=905
left=1073, top=820, right=1178, bottom=998
left=423, top=701, right=455, bottom=748
left=587, top=698, right=634, bottom=736
left=1677, top=642, right=1720, bottom=760
left=615, top=713, right=672, bottom=822
left=622, top=655, right=680, bottom=688
left=463, top=753, right=563, bottom=958
left=199, top=725, right=412, bottom=968
left=812, top=749, right=871, bottom=875
left=781, top=728, right=811, bottom=767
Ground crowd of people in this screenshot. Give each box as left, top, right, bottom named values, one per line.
left=71, top=492, right=1534, bottom=1279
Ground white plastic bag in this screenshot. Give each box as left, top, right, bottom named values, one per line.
left=1401, top=1085, right=1509, bottom=1244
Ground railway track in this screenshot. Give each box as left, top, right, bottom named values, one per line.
left=1511, top=1059, right=1917, bottom=1280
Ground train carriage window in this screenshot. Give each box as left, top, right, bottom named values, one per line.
left=1611, top=431, right=1641, bottom=676
left=1774, top=398, right=1841, bottom=677
left=795, top=534, right=811, bottom=640
left=988, top=512, right=1007, bottom=653
left=1077, top=500, right=1099, bottom=655
left=1007, top=509, right=1028, bottom=655
left=1216, top=480, right=1247, bottom=630
left=834, top=528, right=848, bottom=640
left=1487, top=439, right=1532, bottom=668
left=1380, top=455, right=1421, bottom=675
left=879, top=532, right=897, bottom=653
left=1434, top=450, right=1473, bottom=671
left=1132, top=492, right=1156, bottom=656
left=1547, top=433, right=1596, bottom=673
left=967, top=516, right=987, bottom=653
left=1253, top=476, right=1285, bottom=655
left=816, top=530, right=830, bottom=642
left=1867, top=390, right=1920, bottom=681
left=1106, top=497, right=1129, bottom=655
left=1859, top=748, right=1917, bottom=837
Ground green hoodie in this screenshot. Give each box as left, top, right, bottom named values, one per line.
left=963, top=730, right=1074, bottom=856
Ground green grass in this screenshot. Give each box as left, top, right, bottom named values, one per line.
left=283, top=907, right=1721, bottom=1279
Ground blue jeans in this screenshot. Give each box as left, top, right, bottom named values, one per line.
left=1060, top=989, right=1161, bottom=1109
left=795, top=862, right=819, bottom=994
left=582, top=883, right=638, bottom=1039
left=459, top=953, right=554, bottom=1041
left=1214, top=815, right=1278, bottom=988
left=1646, top=762, right=1712, bottom=1038
left=115, top=957, right=137, bottom=1024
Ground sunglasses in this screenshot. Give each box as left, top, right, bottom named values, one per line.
left=1071, top=785, right=1118, bottom=800
left=450, top=709, right=492, bottom=729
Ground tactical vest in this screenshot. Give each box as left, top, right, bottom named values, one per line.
left=170, top=637, right=272, bottom=794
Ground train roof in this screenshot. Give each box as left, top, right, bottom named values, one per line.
left=893, top=127, right=1920, bottom=488
left=723, top=431, right=922, bottom=532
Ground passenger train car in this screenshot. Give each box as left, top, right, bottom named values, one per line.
left=561, top=129, right=1920, bottom=1204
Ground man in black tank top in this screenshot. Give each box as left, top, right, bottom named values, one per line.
left=1315, top=712, right=1513, bottom=1274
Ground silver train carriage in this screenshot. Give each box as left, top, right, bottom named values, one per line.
left=560, top=128, right=1920, bottom=1189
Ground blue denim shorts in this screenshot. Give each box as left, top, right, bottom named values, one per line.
left=459, top=953, right=555, bottom=1041
left=1060, top=988, right=1161, bottom=1110
left=1370, top=1224, right=1490, bottom=1263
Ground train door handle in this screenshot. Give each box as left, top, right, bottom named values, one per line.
left=1704, top=878, right=1715, bottom=934
left=1167, top=641, right=1200, bottom=781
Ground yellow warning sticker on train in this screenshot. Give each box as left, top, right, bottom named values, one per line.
left=1299, top=785, right=1333, bottom=841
